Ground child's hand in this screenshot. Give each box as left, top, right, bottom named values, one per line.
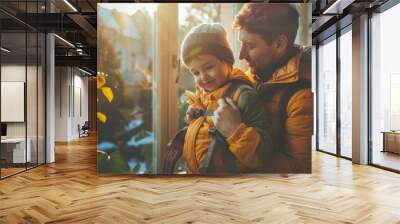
left=185, top=105, right=197, bottom=123
left=213, top=98, right=242, bottom=138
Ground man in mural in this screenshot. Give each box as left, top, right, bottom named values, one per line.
left=213, top=3, right=313, bottom=173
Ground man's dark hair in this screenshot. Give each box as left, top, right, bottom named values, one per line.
left=233, top=3, right=299, bottom=46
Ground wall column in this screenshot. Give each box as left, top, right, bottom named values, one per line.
left=352, top=14, right=369, bottom=164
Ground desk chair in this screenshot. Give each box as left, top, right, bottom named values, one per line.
left=78, top=121, right=90, bottom=138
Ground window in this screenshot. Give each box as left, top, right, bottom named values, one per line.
left=317, top=36, right=337, bottom=154
left=339, top=28, right=352, bottom=158
left=371, top=3, right=400, bottom=171
left=97, top=4, right=156, bottom=174
left=97, top=3, right=240, bottom=174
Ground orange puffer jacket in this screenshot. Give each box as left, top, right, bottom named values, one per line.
left=249, top=46, right=313, bottom=173
left=183, top=68, right=267, bottom=174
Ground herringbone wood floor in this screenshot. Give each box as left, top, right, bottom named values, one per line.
left=1, top=135, right=400, bottom=224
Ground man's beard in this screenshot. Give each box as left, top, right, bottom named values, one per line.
left=253, top=64, right=277, bottom=82
left=254, top=46, right=299, bottom=82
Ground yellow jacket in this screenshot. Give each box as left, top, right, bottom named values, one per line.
left=183, top=68, right=267, bottom=174
left=249, top=47, right=313, bottom=173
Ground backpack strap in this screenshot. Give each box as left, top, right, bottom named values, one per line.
left=192, top=80, right=251, bottom=119
left=199, top=128, right=236, bottom=174
left=199, top=79, right=253, bottom=174
left=225, top=79, right=254, bottom=103
left=162, top=126, right=188, bottom=174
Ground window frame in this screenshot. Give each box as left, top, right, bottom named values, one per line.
left=315, top=24, right=353, bottom=161
left=368, top=0, right=400, bottom=173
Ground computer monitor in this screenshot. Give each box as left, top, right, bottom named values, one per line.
left=1, top=123, right=7, bottom=137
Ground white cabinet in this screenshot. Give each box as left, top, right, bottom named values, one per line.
left=1, top=138, right=32, bottom=163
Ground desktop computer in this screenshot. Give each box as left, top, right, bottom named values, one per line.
left=1, top=123, right=7, bottom=140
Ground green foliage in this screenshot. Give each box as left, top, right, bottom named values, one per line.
left=97, top=151, right=130, bottom=173
left=97, top=8, right=155, bottom=174
left=97, top=29, right=125, bottom=107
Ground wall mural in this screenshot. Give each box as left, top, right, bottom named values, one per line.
left=97, top=3, right=312, bottom=175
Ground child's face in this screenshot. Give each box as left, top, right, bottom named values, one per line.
left=188, top=54, right=231, bottom=92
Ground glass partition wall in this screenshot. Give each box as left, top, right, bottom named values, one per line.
left=316, top=26, right=353, bottom=159
left=0, top=30, right=27, bottom=177
left=317, top=35, right=337, bottom=155
left=0, top=1, right=46, bottom=179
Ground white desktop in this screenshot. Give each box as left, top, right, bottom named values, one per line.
left=1, top=81, right=30, bottom=164
left=1, top=138, right=32, bottom=163
left=1, top=124, right=32, bottom=164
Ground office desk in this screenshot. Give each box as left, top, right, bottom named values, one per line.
left=381, top=131, right=400, bottom=154
left=1, top=138, right=31, bottom=163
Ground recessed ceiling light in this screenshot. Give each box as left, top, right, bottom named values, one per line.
left=63, top=0, right=78, bottom=12
left=1, top=47, right=11, bottom=53
left=78, top=67, right=93, bottom=76
left=54, top=34, right=75, bottom=48
left=323, top=0, right=348, bottom=15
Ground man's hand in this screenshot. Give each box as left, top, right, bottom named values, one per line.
left=212, top=98, right=242, bottom=138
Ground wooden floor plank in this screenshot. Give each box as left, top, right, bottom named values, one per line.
left=0, top=135, right=400, bottom=223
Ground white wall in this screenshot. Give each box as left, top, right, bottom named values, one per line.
left=1, top=64, right=46, bottom=163
left=55, top=67, right=89, bottom=141
left=1, top=65, right=26, bottom=139
left=55, top=66, right=69, bottom=141
left=1, top=65, right=40, bottom=138
left=71, top=72, right=89, bottom=138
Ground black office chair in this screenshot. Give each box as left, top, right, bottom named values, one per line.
left=78, top=121, right=90, bottom=138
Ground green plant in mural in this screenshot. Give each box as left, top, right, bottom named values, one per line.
left=97, top=71, right=154, bottom=174
left=97, top=72, right=113, bottom=123
left=97, top=27, right=154, bottom=174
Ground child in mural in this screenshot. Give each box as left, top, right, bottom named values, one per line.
left=173, top=23, right=269, bottom=174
